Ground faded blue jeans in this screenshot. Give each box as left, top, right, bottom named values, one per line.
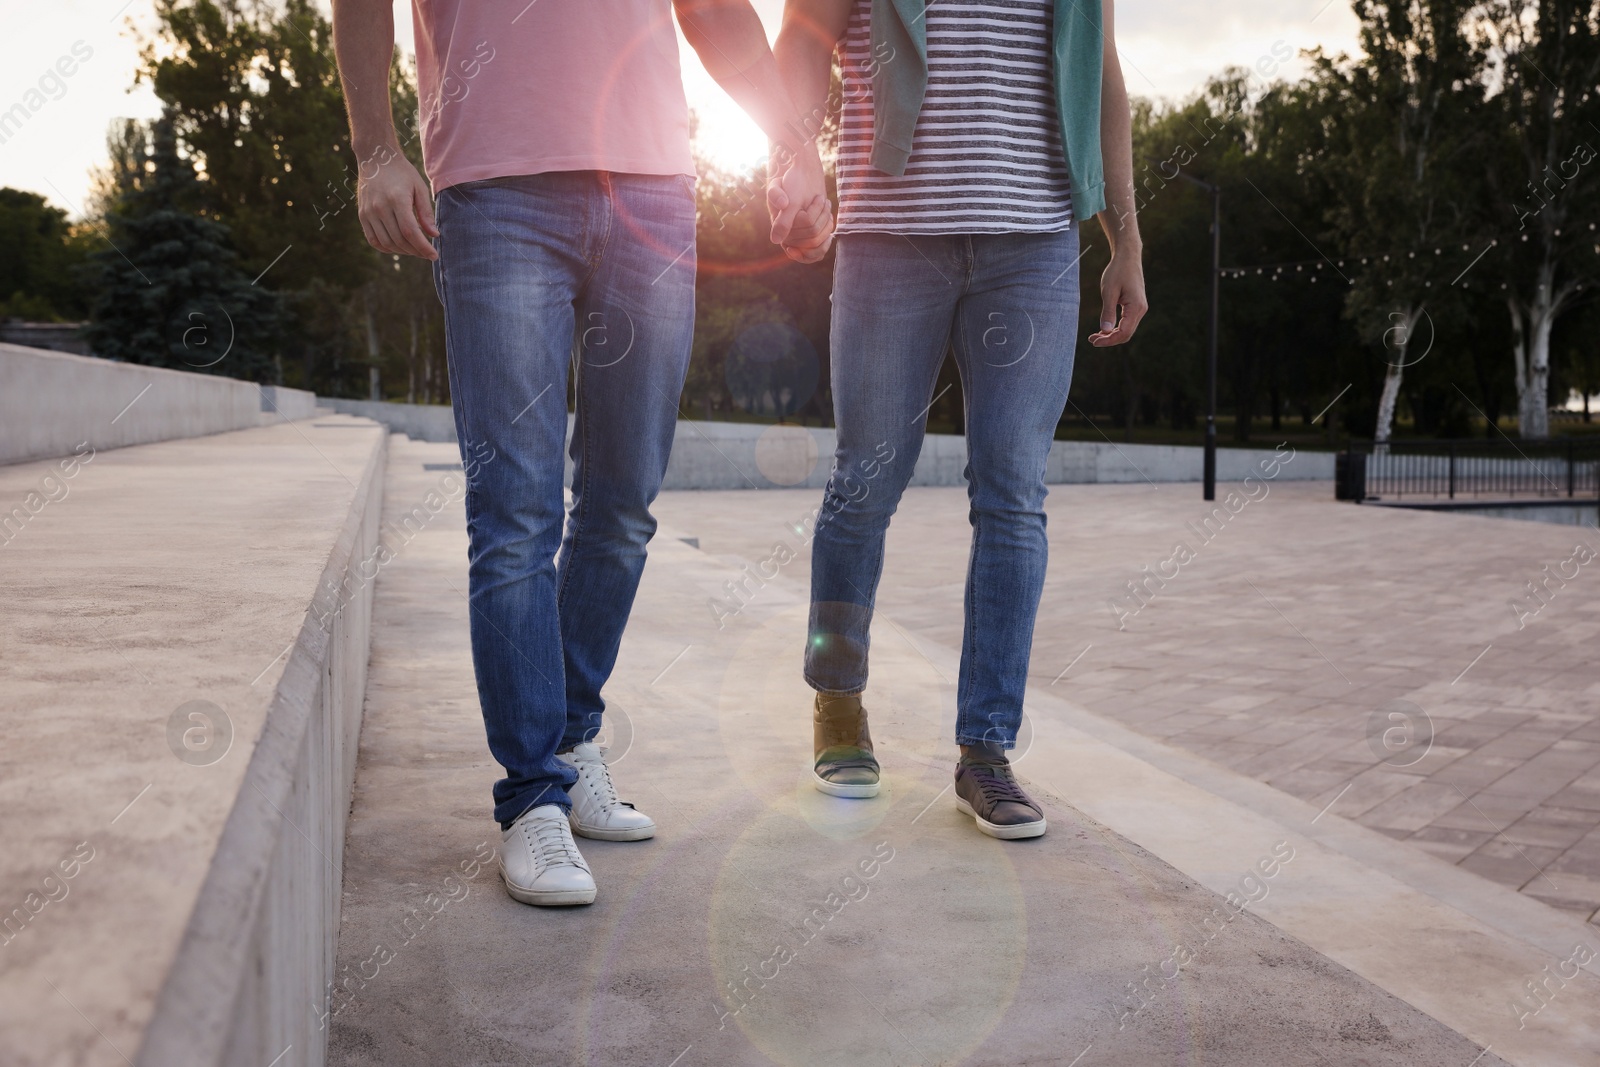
left=805, top=228, right=1082, bottom=749
left=433, top=171, right=696, bottom=826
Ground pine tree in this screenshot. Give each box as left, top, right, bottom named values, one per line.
left=83, top=113, right=281, bottom=379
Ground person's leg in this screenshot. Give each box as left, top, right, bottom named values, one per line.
left=949, top=226, right=1082, bottom=747
left=806, top=233, right=966, bottom=691
left=947, top=226, right=1083, bottom=838
left=548, top=173, right=696, bottom=839
left=555, top=172, right=697, bottom=747
left=805, top=233, right=964, bottom=793
left=433, top=173, right=591, bottom=829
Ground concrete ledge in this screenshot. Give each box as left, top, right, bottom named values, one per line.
left=311, top=401, right=1335, bottom=490
left=321, top=399, right=458, bottom=443
left=261, top=385, right=319, bottom=423
left=0, top=417, right=385, bottom=1067
left=137, top=421, right=384, bottom=1067
left=664, top=420, right=1334, bottom=490
left=0, top=322, right=91, bottom=357
left=0, top=345, right=265, bottom=465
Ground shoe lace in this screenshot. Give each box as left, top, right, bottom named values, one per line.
left=816, top=700, right=867, bottom=748
left=969, top=763, right=1029, bottom=806
left=579, top=751, right=623, bottom=809
left=524, top=817, right=586, bottom=870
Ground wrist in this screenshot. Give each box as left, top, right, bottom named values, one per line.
left=353, top=134, right=402, bottom=170
left=1107, top=229, right=1143, bottom=257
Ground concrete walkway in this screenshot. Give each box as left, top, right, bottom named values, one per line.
left=327, top=439, right=1550, bottom=1066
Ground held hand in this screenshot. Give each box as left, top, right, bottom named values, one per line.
left=1089, top=248, right=1147, bottom=346
left=767, top=150, right=834, bottom=264
left=770, top=187, right=834, bottom=264
left=356, top=146, right=439, bottom=261
left=767, top=145, right=832, bottom=245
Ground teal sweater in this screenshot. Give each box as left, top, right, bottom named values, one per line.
left=867, top=0, right=1107, bottom=218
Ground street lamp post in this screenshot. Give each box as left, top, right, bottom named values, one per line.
left=1164, top=169, right=1221, bottom=501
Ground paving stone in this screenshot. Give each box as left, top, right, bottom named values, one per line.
left=1264, top=767, right=1354, bottom=803
left=1408, top=826, right=1494, bottom=864
left=1359, top=783, right=1474, bottom=834
left=1335, top=766, right=1430, bottom=819
left=1433, top=791, right=1544, bottom=832
left=1520, top=873, right=1600, bottom=922
left=1427, top=755, right=1521, bottom=791
left=1500, top=808, right=1600, bottom=850
left=1459, top=841, right=1563, bottom=891
left=1545, top=785, right=1600, bottom=813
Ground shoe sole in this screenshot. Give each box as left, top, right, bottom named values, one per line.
left=955, top=797, right=1047, bottom=840
left=499, top=864, right=597, bottom=906
left=570, top=819, right=656, bottom=842
left=812, top=769, right=880, bottom=799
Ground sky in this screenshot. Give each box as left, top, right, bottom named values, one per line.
left=1, top=0, right=1361, bottom=219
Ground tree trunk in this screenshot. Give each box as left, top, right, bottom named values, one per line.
left=1374, top=362, right=1404, bottom=444
left=1509, top=285, right=1556, bottom=441
left=1374, top=306, right=1422, bottom=444
left=1519, top=322, right=1551, bottom=440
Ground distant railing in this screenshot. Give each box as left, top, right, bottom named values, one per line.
left=1336, top=438, right=1600, bottom=502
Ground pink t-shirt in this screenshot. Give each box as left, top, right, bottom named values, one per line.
left=410, top=0, right=697, bottom=191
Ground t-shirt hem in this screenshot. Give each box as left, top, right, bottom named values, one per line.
left=836, top=218, right=1074, bottom=236
left=431, top=157, right=697, bottom=193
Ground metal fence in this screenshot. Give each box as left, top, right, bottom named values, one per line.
left=1338, top=438, right=1600, bottom=501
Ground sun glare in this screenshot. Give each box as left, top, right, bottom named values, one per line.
left=691, top=98, right=771, bottom=175
left=678, top=39, right=772, bottom=176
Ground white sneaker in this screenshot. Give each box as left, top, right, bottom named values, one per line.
left=499, top=804, right=597, bottom=906
left=557, top=742, right=657, bottom=842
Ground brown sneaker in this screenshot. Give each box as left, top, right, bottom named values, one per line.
left=812, top=692, right=880, bottom=798
left=954, top=744, right=1046, bottom=839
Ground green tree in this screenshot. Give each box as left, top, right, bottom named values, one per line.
left=1319, top=0, right=1479, bottom=443
left=0, top=188, right=92, bottom=321
left=82, top=114, right=281, bottom=378
left=1472, top=0, right=1600, bottom=439
left=134, top=0, right=432, bottom=395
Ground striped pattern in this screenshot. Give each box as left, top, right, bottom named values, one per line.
left=834, top=0, right=1073, bottom=235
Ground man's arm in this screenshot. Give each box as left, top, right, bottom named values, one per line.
left=673, top=0, right=830, bottom=248
left=769, top=0, right=852, bottom=262
left=773, top=0, right=850, bottom=142
left=1089, top=0, right=1147, bottom=346
left=331, top=0, right=438, bottom=260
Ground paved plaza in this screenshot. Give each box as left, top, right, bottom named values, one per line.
left=654, top=474, right=1600, bottom=924
left=324, top=438, right=1600, bottom=1066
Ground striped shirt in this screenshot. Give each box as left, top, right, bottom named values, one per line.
left=834, top=0, right=1073, bottom=235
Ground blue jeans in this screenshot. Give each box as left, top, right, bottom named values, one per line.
left=805, top=228, right=1082, bottom=748
left=433, top=171, right=696, bottom=826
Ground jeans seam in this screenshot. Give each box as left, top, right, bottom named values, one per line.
left=589, top=173, right=614, bottom=283
left=959, top=508, right=982, bottom=741
left=558, top=183, right=604, bottom=615
left=805, top=475, right=887, bottom=694
left=434, top=231, right=479, bottom=497
left=555, top=368, right=588, bottom=615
